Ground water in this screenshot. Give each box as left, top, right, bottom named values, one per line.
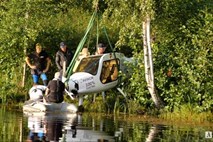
left=0, top=108, right=213, bottom=142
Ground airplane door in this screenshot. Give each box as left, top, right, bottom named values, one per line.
left=100, top=59, right=119, bottom=84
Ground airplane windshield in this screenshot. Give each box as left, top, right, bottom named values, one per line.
left=75, top=56, right=101, bottom=75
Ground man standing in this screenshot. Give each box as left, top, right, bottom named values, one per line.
left=25, top=43, right=51, bottom=86
left=55, top=42, right=73, bottom=75
left=94, top=43, right=107, bottom=102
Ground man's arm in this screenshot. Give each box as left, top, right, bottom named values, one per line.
left=25, top=57, right=36, bottom=69
left=45, top=87, right=50, bottom=96
left=55, top=52, right=62, bottom=70
left=43, top=57, right=51, bottom=73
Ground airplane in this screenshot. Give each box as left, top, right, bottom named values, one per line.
left=63, top=52, right=134, bottom=108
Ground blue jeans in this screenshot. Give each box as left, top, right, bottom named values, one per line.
left=32, top=73, right=47, bottom=85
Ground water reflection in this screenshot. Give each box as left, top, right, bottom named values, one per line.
left=24, top=112, right=114, bottom=142
left=0, top=108, right=213, bottom=142
left=63, top=114, right=115, bottom=142
left=25, top=112, right=77, bottom=142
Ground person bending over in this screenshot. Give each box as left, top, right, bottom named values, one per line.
left=44, top=72, right=65, bottom=103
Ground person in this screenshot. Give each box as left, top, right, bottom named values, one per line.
left=79, top=47, right=90, bottom=58
left=73, top=47, right=90, bottom=72
left=55, top=42, right=74, bottom=75
left=25, top=43, right=51, bottom=86
left=95, top=43, right=106, bottom=55
left=93, top=43, right=107, bottom=102
left=43, top=72, right=65, bottom=103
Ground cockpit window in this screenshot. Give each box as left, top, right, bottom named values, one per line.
left=100, top=59, right=119, bottom=84
left=75, top=56, right=101, bottom=75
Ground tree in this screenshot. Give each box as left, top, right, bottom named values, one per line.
left=103, top=0, right=164, bottom=109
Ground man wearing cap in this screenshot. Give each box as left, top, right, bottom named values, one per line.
left=55, top=42, right=74, bottom=74
left=25, top=43, right=51, bottom=86
left=95, top=43, right=106, bottom=55
left=93, top=43, right=107, bottom=102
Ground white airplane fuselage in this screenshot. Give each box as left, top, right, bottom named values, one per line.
left=65, top=52, right=134, bottom=106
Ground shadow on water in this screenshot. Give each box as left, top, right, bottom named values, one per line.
left=0, top=108, right=213, bottom=142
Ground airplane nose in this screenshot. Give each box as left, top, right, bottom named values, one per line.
left=67, top=80, right=79, bottom=95
left=75, top=82, right=79, bottom=90
left=71, top=89, right=78, bottom=95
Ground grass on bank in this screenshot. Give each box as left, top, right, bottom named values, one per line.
left=2, top=92, right=213, bottom=125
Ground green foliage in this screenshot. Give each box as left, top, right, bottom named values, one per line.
left=152, top=0, right=213, bottom=112
left=0, top=0, right=103, bottom=102
left=0, top=0, right=212, bottom=113
left=102, top=0, right=213, bottom=112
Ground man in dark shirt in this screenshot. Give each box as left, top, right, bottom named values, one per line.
left=44, top=72, right=65, bottom=103
left=25, top=43, right=51, bottom=86
left=55, top=42, right=74, bottom=75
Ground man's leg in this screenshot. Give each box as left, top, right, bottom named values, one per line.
left=32, top=74, right=39, bottom=86
left=40, top=73, right=48, bottom=86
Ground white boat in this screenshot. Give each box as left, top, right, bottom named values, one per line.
left=23, top=101, right=78, bottom=113
left=24, top=85, right=78, bottom=113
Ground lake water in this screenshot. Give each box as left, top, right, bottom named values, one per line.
left=0, top=108, right=213, bottom=142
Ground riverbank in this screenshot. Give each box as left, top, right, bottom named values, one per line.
left=2, top=95, right=213, bottom=126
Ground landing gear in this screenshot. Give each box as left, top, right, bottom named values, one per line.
left=78, top=96, right=84, bottom=112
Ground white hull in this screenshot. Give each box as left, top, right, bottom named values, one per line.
left=23, top=101, right=78, bottom=113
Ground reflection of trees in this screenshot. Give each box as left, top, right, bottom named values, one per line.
left=145, top=125, right=162, bottom=142
left=3, top=110, right=211, bottom=142
left=113, top=118, right=164, bottom=142
left=0, top=109, right=25, bottom=142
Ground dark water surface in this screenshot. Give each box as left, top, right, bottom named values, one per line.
left=0, top=108, right=213, bottom=142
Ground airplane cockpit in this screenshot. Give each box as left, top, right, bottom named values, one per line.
left=66, top=53, right=123, bottom=95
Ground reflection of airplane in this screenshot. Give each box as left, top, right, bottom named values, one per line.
left=65, top=52, right=134, bottom=107
left=63, top=114, right=115, bottom=142
left=25, top=112, right=77, bottom=142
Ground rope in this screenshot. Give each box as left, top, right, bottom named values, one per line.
left=103, top=26, right=121, bottom=85
left=66, top=11, right=97, bottom=79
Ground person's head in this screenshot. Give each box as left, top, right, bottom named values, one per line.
left=81, top=47, right=90, bottom=56
left=35, top=43, right=42, bottom=54
left=60, top=42, right=67, bottom=52
left=96, top=43, right=106, bottom=55
left=54, top=72, right=61, bottom=80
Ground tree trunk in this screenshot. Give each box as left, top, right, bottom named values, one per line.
left=143, top=17, right=164, bottom=109
left=21, top=52, right=26, bottom=87
left=21, top=11, right=29, bottom=87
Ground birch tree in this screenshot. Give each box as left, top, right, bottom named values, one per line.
left=103, top=0, right=164, bottom=108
